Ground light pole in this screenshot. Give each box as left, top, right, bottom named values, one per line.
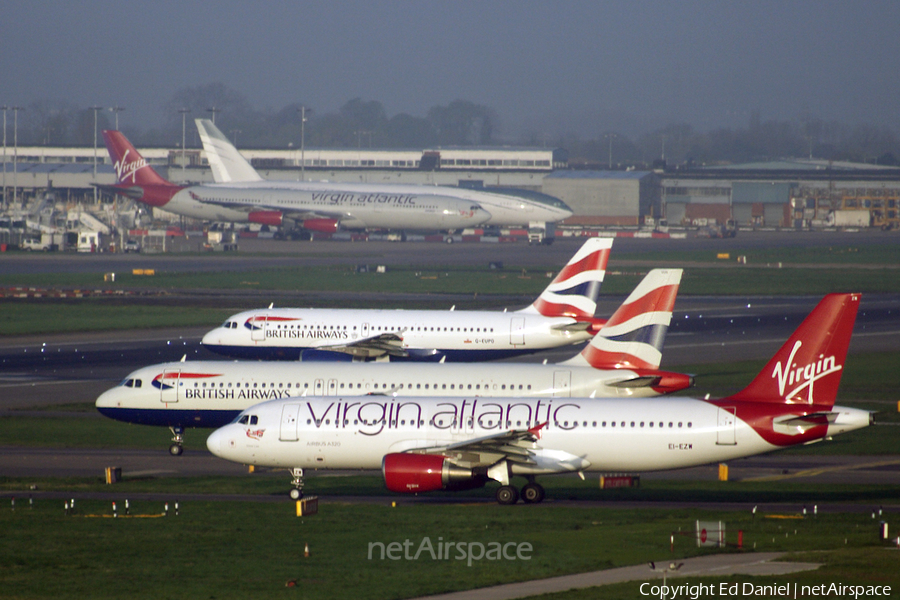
left=206, top=106, right=221, bottom=124
left=1, top=106, right=7, bottom=209
left=230, top=129, right=241, bottom=147
left=11, top=106, right=23, bottom=208
left=91, top=106, right=103, bottom=204
left=604, top=133, right=617, bottom=170
left=109, top=106, right=125, bottom=130
left=298, top=106, right=311, bottom=181
left=178, top=108, right=191, bottom=179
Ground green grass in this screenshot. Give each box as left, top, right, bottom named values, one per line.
left=533, top=548, right=899, bottom=600
left=1, top=496, right=897, bottom=600
left=0, top=302, right=233, bottom=335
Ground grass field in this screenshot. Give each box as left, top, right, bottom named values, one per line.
left=1, top=494, right=897, bottom=600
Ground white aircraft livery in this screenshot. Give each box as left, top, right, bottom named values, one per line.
left=195, top=118, right=574, bottom=233
left=96, top=269, right=688, bottom=456
left=99, top=130, right=491, bottom=234
left=201, top=237, right=614, bottom=361
left=207, top=293, right=871, bottom=504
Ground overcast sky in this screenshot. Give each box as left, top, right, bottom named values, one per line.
left=2, top=0, right=899, bottom=140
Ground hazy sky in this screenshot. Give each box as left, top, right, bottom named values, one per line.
left=3, top=0, right=899, bottom=139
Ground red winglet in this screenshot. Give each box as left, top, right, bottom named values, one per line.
left=528, top=422, right=548, bottom=440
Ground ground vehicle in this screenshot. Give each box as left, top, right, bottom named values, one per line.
left=123, top=239, right=141, bottom=253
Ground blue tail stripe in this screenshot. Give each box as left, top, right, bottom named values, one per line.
left=603, top=324, right=668, bottom=351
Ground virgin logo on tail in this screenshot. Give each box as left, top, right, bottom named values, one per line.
left=772, top=340, right=841, bottom=404
left=114, top=149, right=148, bottom=184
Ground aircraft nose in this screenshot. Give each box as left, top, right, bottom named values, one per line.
left=206, top=428, right=224, bottom=456
left=201, top=330, right=218, bottom=346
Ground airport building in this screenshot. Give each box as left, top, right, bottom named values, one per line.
left=2, top=145, right=900, bottom=232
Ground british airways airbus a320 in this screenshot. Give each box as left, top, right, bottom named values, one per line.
left=195, top=118, right=574, bottom=238
left=201, top=238, right=613, bottom=361
left=97, top=268, right=688, bottom=456
left=99, top=130, right=491, bottom=236
left=207, top=294, right=870, bottom=504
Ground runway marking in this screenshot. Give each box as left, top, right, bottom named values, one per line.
left=742, top=458, right=900, bottom=482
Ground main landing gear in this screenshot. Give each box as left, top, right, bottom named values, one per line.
left=169, top=426, right=185, bottom=456
left=495, top=479, right=545, bottom=505
left=288, top=468, right=305, bottom=500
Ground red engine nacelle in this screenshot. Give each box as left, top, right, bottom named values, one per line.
left=248, top=210, right=284, bottom=227
left=382, top=453, right=479, bottom=494
left=302, top=218, right=339, bottom=233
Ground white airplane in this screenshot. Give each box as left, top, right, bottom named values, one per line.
left=207, top=293, right=871, bottom=504
left=98, top=130, right=491, bottom=235
left=195, top=118, right=574, bottom=236
left=201, top=237, right=614, bottom=361
left=96, top=268, right=688, bottom=456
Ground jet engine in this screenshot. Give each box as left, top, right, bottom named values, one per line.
left=382, top=453, right=485, bottom=493
left=301, top=218, right=339, bottom=233
left=248, top=210, right=284, bottom=227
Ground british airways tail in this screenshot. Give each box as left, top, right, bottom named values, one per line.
left=518, top=237, right=613, bottom=321
left=727, top=293, right=860, bottom=407
left=100, top=131, right=182, bottom=207
left=562, top=268, right=682, bottom=370
left=195, top=119, right=263, bottom=183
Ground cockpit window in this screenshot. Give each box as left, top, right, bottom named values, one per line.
left=237, top=415, right=258, bottom=425
left=119, top=378, right=142, bottom=388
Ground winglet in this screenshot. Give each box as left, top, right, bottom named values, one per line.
left=528, top=421, right=548, bottom=440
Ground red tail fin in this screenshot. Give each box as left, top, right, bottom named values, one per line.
left=729, top=293, right=860, bottom=407
left=103, top=130, right=172, bottom=187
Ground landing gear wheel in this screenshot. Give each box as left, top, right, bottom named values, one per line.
left=521, top=482, right=545, bottom=504
left=168, top=426, right=185, bottom=456
left=288, top=468, right=305, bottom=500
left=495, top=485, right=519, bottom=505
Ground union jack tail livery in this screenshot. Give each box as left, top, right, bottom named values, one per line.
left=100, top=130, right=182, bottom=207
left=728, top=293, right=859, bottom=407
left=519, top=237, right=613, bottom=321
left=563, top=268, right=682, bottom=370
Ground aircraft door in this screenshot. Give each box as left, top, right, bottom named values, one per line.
left=159, top=369, right=181, bottom=403
left=510, top=317, right=525, bottom=346
left=716, top=407, right=737, bottom=445
left=552, top=371, right=571, bottom=397
left=362, top=322, right=370, bottom=338
left=314, top=379, right=324, bottom=395
left=279, top=403, right=300, bottom=441
left=251, top=319, right=266, bottom=342
left=327, top=379, right=338, bottom=396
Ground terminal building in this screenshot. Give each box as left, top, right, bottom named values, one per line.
left=2, top=145, right=899, bottom=232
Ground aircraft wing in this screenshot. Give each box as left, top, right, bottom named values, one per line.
left=317, top=332, right=408, bottom=359
left=412, top=424, right=547, bottom=468
left=187, top=192, right=350, bottom=222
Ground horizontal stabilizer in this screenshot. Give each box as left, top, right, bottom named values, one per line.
left=607, top=376, right=662, bottom=388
